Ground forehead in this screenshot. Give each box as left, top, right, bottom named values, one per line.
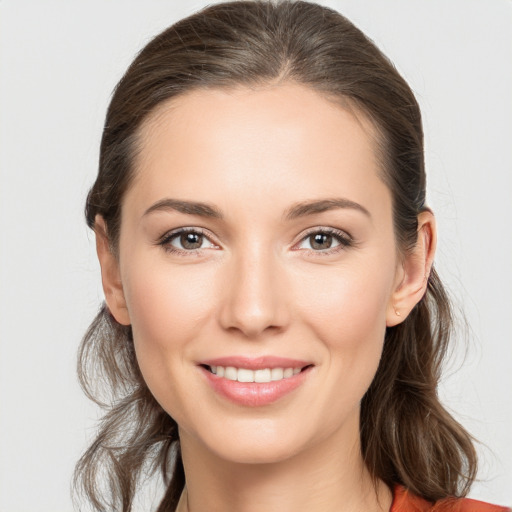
left=126, top=82, right=389, bottom=219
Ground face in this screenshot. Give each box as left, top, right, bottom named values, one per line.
left=105, top=83, right=408, bottom=465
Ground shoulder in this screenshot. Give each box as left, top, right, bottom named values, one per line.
left=391, top=485, right=510, bottom=512
left=432, top=498, right=511, bottom=512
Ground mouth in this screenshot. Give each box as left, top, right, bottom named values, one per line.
left=198, top=358, right=314, bottom=406
left=200, top=364, right=313, bottom=383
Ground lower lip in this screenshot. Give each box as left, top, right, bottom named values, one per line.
left=200, top=366, right=312, bottom=407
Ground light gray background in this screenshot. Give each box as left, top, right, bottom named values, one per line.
left=1, top=1, right=511, bottom=510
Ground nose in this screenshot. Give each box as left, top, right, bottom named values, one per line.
left=218, top=243, right=289, bottom=339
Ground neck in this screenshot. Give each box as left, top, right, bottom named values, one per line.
left=176, top=422, right=392, bottom=512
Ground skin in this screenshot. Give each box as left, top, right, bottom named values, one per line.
left=96, top=82, right=436, bottom=512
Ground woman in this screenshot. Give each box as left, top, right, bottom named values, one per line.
left=74, top=1, right=510, bottom=511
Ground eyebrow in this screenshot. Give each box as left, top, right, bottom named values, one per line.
left=143, top=198, right=223, bottom=219
left=143, top=197, right=370, bottom=220
left=284, top=198, right=371, bottom=220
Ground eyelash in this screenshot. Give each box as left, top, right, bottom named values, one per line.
left=294, top=227, right=353, bottom=256
left=157, top=227, right=354, bottom=256
left=157, top=227, right=217, bottom=256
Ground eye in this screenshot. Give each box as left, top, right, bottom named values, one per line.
left=158, top=228, right=218, bottom=254
left=295, top=228, right=352, bottom=253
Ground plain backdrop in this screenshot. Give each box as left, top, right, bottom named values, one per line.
left=0, top=0, right=511, bottom=510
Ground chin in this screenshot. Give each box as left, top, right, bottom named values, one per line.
left=212, top=440, right=303, bottom=466
left=183, top=418, right=311, bottom=466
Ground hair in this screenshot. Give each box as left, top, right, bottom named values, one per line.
left=74, top=1, right=477, bottom=511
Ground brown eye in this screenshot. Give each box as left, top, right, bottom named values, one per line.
left=180, top=232, right=203, bottom=250
left=309, top=233, right=334, bottom=250
left=159, top=228, right=218, bottom=253
left=295, top=228, right=352, bottom=254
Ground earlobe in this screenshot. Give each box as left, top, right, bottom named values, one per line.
left=386, top=210, right=436, bottom=327
left=94, top=216, right=131, bottom=326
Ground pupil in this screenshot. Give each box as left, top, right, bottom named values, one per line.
left=311, top=233, right=332, bottom=250
left=181, top=232, right=202, bottom=249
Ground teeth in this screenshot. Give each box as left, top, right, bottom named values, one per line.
left=225, top=366, right=237, bottom=380
left=254, top=369, right=271, bottom=383
left=209, top=365, right=303, bottom=383
left=238, top=368, right=254, bottom=382
left=271, top=368, right=284, bottom=381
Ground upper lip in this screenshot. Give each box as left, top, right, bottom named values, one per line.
left=199, top=356, right=313, bottom=370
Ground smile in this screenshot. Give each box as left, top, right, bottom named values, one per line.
left=199, top=357, right=314, bottom=407
left=208, top=365, right=302, bottom=383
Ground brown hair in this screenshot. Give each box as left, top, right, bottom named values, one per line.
left=75, top=1, right=477, bottom=510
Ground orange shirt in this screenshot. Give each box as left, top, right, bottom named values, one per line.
left=391, top=485, right=511, bottom=512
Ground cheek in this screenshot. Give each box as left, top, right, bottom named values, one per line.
left=269, top=256, right=397, bottom=442
left=124, top=255, right=217, bottom=337
left=293, top=258, right=394, bottom=403
left=297, top=262, right=392, bottom=340
left=120, top=257, right=217, bottom=402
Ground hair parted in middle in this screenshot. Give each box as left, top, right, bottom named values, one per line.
left=75, top=2, right=477, bottom=511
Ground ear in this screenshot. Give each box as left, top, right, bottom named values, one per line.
left=386, top=210, right=436, bottom=327
left=94, top=215, right=131, bottom=326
